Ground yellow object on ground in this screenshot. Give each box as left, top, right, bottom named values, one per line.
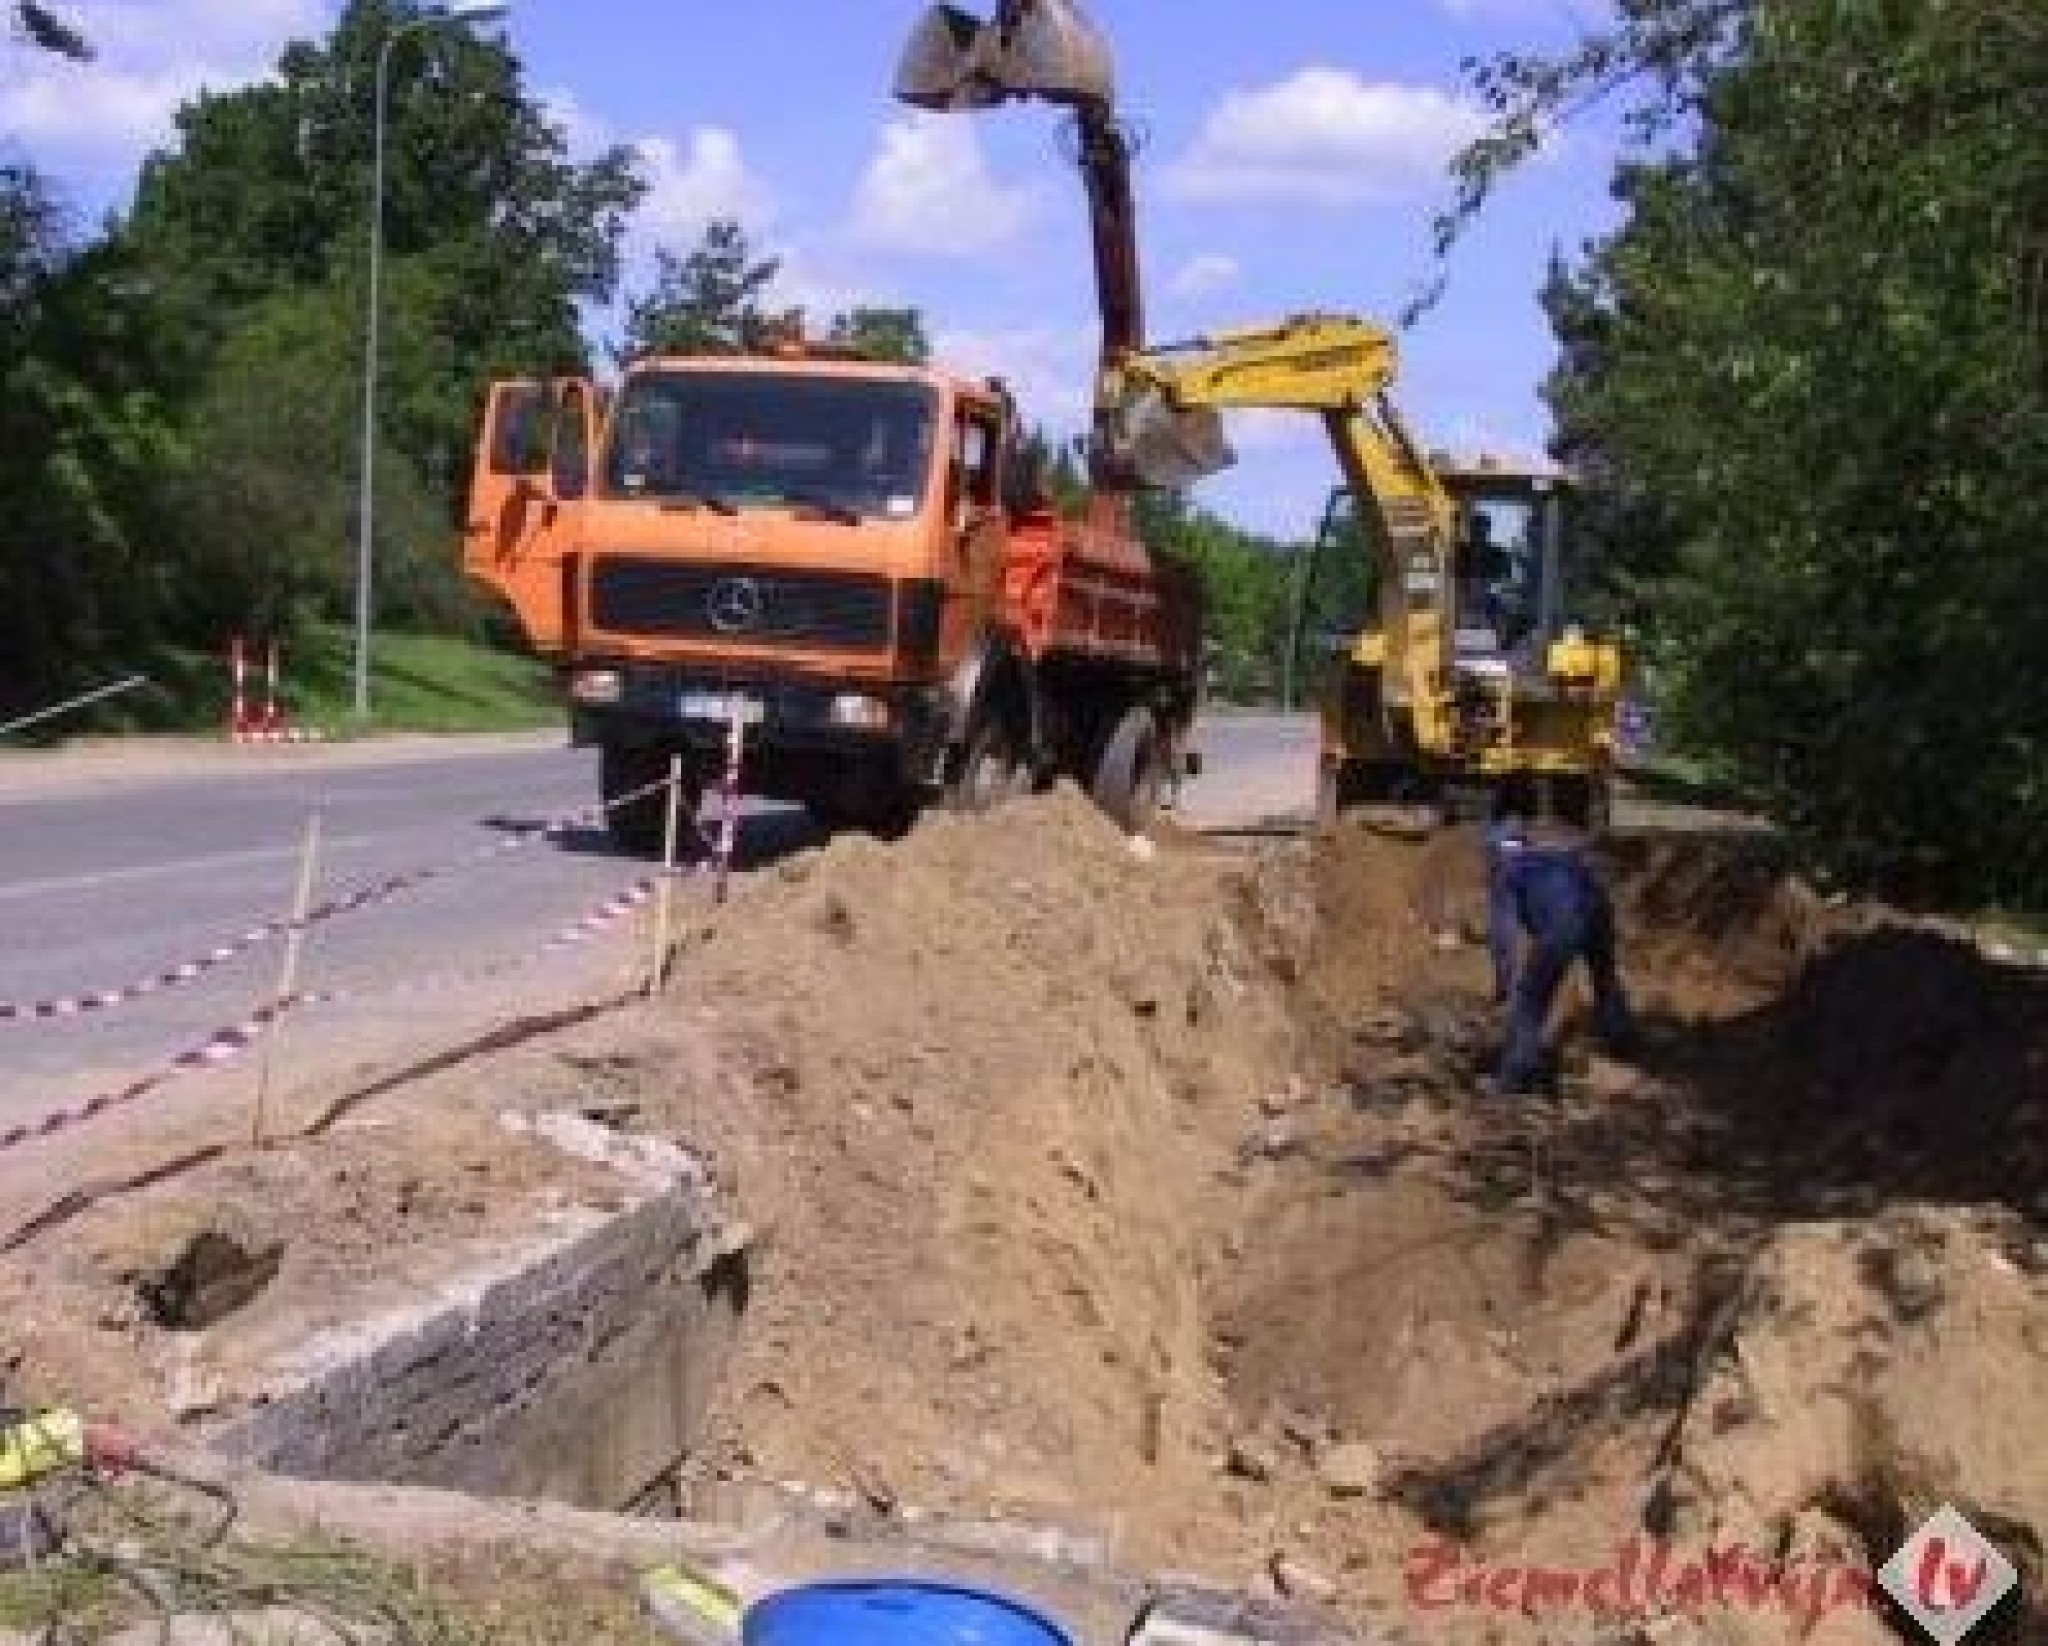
left=0, top=1410, right=86, bottom=1490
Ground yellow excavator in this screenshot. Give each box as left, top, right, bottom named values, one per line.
left=1100, top=314, right=1625, bottom=827
left=895, top=6, right=1619, bottom=825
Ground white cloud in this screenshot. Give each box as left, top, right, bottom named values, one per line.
left=0, top=0, right=322, bottom=162
left=850, top=113, right=1036, bottom=257
left=1168, top=68, right=1485, bottom=206
left=634, top=127, right=775, bottom=247
left=1167, top=252, right=1241, bottom=300
left=762, top=250, right=872, bottom=327
left=929, top=324, right=1092, bottom=425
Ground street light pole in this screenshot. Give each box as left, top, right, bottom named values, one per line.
left=353, top=0, right=510, bottom=721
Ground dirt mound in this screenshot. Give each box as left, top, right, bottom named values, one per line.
left=7, top=782, right=2046, bottom=1640
left=1205, top=818, right=2048, bottom=1637
left=1668, top=1209, right=2048, bottom=1643
left=1607, top=833, right=1832, bottom=998
left=547, top=785, right=1307, bottom=1560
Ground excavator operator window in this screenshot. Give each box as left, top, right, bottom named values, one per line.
left=1455, top=496, right=1540, bottom=653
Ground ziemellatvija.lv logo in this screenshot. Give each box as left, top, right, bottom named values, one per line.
left=1877, top=1504, right=2019, bottom=1645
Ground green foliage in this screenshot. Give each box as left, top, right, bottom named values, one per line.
left=0, top=0, right=645, bottom=729
left=618, top=218, right=782, bottom=361
left=1420, top=0, right=1754, bottom=321
left=1014, top=423, right=1087, bottom=515
left=125, top=0, right=644, bottom=451
left=0, top=169, right=188, bottom=719
left=1538, top=0, right=2048, bottom=901
left=1136, top=489, right=1300, bottom=704
left=827, top=304, right=931, bottom=364
left=169, top=282, right=452, bottom=641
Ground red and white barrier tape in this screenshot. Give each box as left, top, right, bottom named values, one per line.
left=0, top=774, right=694, bottom=1028
left=297, top=876, right=664, bottom=1011
left=0, top=996, right=297, bottom=1152
left=0, top=876, right=664, bottom=1154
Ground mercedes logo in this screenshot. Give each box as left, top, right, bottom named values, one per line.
left=706, top=576, right=766, bottom=634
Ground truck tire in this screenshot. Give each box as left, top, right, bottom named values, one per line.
left=1317, top=758, right=1406, bottom=828
left=601, top=744, right=691, bottom=857
left=945, top=714, right=1027, bottom=814
left=807, top=793, right=919, bottom=841
left=1091, top=707, right=1166, bottom=833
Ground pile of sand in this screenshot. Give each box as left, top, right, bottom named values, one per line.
left=534, top=786, right=1309, bottom=1563
left=6, top=789, right=2046, bottom=1641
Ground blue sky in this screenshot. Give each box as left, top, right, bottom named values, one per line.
left=3, top=0, right=1627, bottom=537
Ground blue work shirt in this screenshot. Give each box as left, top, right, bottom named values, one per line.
left=1484, top=821, right=1603, bottom=998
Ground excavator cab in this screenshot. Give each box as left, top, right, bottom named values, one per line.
left=1436, top=458, right=1573, bottom=678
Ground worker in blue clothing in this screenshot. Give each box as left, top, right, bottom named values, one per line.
left=1483, top=779, right=1636, bottom=1094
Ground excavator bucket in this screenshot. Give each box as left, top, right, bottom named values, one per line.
left=1117, top=392, right=1236, bottom=490
left=894, top=0, right=1114, bottom=111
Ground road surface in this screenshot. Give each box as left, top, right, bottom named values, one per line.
left=0, top=716, right=1318, bottom=1123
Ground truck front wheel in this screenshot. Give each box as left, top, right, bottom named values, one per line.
left=600, top=744, right=694, bottom=857
left=945, top=715, right=1028, bottom=814
left=1092, top=707, right=1167, bottom=834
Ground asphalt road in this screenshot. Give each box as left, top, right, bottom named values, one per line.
left=0, top=715, right=1319, bottom=1121
left=0, top=740, right=689, bottom=1111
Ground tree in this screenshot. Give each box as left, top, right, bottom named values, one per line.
left=123, top=0, right=645, bottom=485
left=618, top=219, right=781, bottom=362
left=827, top=305, right=929, bottom=364
left=1135, top=489, right=1300, bottom=704
left=1534, top=1, right=2048, bottom=900
left=0, top=172, right=187, bottom=718
left=169, top=282, right=450, bottom=643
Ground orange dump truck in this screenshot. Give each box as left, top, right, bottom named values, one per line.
left=464, top=343, right=1203, bottom=850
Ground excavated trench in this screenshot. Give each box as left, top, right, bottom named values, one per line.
left=7, top=792, right=2048, bottom=1644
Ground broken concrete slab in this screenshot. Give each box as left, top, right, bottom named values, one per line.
left=210, top=1129, right=744, bottom=1513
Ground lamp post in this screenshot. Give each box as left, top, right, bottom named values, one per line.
left=353, top=0, right=511, bottom=721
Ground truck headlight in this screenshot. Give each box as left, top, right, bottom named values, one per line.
left=828, top=693, right=894, bottom=730
left=571, top=668, right=624, bottom=705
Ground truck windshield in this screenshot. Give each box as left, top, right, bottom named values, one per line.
left=601, top=371, right=937, bottom=519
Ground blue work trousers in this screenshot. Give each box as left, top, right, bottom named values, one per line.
left=1500, top=867, right=1632, bottom=1090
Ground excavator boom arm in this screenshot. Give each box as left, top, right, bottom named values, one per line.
left=895, top=0, right=1143, bottom=487
left=1117, top=315, right=1463, bottom=748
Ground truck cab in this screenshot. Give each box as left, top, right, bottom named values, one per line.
left=466, top=349, right=1026, bottom=846
left=466, top=344, right=1200, bottom=847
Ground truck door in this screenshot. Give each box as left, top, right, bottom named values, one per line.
left=464, top=378, right=599, bottom=656
left=947, top=407, right=1005, bottom=645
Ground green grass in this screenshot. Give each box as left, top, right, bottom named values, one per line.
left=9, top=623, right=559, bottom=746
left=1974, top=908, right=2048, bottom=954
left=282, top=621, right=558, bottom=736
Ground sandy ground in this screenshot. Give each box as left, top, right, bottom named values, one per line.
left=2, top=787, right=2045, bottom=1643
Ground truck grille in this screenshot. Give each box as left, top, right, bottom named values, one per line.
left=589, top=558, right=893, bottom=651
